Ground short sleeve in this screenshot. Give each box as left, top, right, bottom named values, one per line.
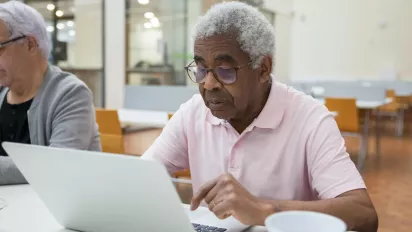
left=307, top=113, right=366, bottom=199
left=141, top=98, right=191, bottom=175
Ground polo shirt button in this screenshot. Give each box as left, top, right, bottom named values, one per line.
left=9, top=134, right=14, bottom=139
left=11, top=111, right=15, bottom=115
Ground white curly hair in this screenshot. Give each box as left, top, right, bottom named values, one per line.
left=0, top=1, right=50, bottom=59
left=193, top=1, right=275, bottom=68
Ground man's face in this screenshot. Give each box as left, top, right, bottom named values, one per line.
left=0, top=21, right=30, bottom=88
left=194, top=34, right=262, bottom=120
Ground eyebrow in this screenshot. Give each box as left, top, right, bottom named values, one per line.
left=194, top=55, right=204, bottom=61
left=214, top=54, right=236, bottom=63
left=193, top=54, right=237, bottom=63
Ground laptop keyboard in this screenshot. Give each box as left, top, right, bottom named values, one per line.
left=192, top=223, right=227, bottom=232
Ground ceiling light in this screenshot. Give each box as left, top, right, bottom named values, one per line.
left=46, top=26, right=54, bottom=32
left=144, top=22, right=152, bottom=29
left=138, top=0, right=150, bottom=5
left=150, top=17, right=160, bottom=27
left=66, top=21, right=74, bottom=27
left=144, top=12, right=154, bottom=19
left=56, top=23, right=65, bottom=30
left=56, top=10, right=64, bottom=17
left=46, top=4, right=55, bottom=11
left=68, top=30, right=76, bottom=36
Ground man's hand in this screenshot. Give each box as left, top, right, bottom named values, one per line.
left=190, top=173, right=274, bottom=225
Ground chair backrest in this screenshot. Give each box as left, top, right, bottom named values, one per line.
left=380, top=89, right=399, bottom=112
left=386, top=89, right=396, bottom=98
left=95, top=109, right=124, bottom=154
left=100, top=134, right=125, bottom=154
left=95, top=109, right=122, bottom=135
left=325, top=98, right=359, bottom=133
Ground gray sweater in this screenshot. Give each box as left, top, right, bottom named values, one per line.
left=0, top=65, right=101, bottom=185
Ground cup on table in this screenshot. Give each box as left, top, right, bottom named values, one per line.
left=265, top=210, right=347, bottom=232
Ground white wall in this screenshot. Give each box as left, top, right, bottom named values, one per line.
left=290, top=0, right=412, bottom=81
left=74, top=0, right=102, bottom=68
left=104, top=0, right=125, bottom=109
left=263, top=0, right=294, bottom=83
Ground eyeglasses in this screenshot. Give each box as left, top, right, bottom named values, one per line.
left=185, top=60, right=250, bottom=85
left=0, top=35, right=26, bottom=55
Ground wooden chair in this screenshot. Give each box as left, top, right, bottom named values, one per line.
left=99, top=134, right=125, bottom=154
left=95, top=109, right=125, bottom=154
left=95, top=109, right=122, bottom=135
left=377, top=89, right=407, bottom=136
left=325, top=98, right=366, bottom=169
left=168, top=112, right=191, bottom=179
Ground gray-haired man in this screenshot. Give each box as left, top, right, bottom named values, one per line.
left=0, top=1, right=101, bottom=185
left=143, top=1, right=378, bottom=231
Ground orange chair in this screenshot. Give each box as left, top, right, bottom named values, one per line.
left=325, top=98, right=366, bottom=169
left=95, top=109, right=125, bottom=154
left=377, top=89, right=407, bottom=136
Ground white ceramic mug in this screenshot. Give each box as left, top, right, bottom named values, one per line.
left=265, top=211, right=347, bottom=232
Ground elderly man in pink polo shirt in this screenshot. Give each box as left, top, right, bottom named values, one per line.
left=142, top=1, right=378, bottom=231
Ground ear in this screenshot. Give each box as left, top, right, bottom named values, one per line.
left=258, top=56, right=273, bottom=83
left=27, top=36, right=39, bottom=55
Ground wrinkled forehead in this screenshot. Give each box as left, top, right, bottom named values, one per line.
left=194, top=34, right=249, bottom=64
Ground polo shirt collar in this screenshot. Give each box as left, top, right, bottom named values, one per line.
left=205, top=79, right=286, bottom=130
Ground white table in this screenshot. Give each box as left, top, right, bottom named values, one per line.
left=0, top=185, right=266, bottom=232
left=117, top=108, right=169, bottom=129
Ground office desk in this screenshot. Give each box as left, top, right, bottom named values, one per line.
left=0, top=185, right=266, bottom=232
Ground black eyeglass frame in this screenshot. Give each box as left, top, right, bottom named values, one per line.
left=0, top=35, right=26, bottom=49
left=184, top=60, right=252, bottom=85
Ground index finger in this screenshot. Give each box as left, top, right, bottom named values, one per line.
left=190, top=177, right=219, bottom=210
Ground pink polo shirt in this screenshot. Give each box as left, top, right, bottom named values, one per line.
left=142, top=81, right=365, bottom=201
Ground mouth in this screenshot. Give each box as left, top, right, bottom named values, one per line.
left=207, top=99, right=227, bottom=110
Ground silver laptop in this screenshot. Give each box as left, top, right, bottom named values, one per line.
left=3, top=142, right=250, bottom=232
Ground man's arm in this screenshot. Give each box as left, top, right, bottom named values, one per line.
left=49, top=83, right=100, bottom=150
left=191, top=174, right=378, bottom=231
left=192, top=113, right=378, bottom=231
left=0, top=156, right=26, bottom=185
left=262, top=189, right=378, bottom=231
left=141, top=100, right=191, bottom=175
left=304, top=112, right=378, bottom=231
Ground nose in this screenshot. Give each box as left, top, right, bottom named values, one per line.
left=203, top=70, right=222, bottom=91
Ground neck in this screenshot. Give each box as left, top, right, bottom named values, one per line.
left=7, top=61, right=47, bottom=104
left=229, top=82, right=271, bottom=134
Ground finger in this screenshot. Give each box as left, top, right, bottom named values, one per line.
left=204, top=183, right=220, bottom=205
left=207, top=189, right=231, bottom=212
left=211, top=199, right=234, bottom=220
left=191, top=178, right=219, bottom=210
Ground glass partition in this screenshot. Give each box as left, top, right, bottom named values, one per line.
left=126, top=0, right=189, bottom=86
left=25, top=0, right=104, bottom=107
